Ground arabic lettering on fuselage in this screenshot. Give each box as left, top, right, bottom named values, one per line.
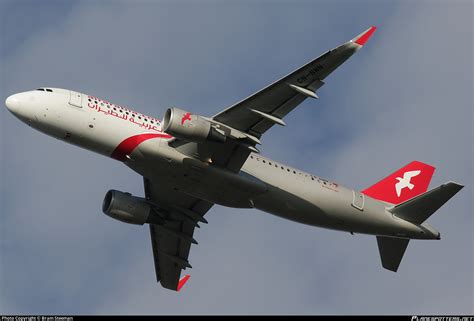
left=87, top=95, right=163, bottom=132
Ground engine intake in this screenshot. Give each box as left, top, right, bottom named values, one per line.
left=102, top=190, right=153, bottom=225
left=162, top=107, right=226, bottom=143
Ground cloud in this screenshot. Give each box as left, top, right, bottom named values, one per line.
left=1, top=0, right=472, bottom=314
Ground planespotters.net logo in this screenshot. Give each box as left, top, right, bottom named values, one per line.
left=412, top=317, right=474, bottom=321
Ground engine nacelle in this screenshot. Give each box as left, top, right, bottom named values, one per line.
left=102, top=190, right=152, bottom=225
left=162, top=107, right=226, bottom=143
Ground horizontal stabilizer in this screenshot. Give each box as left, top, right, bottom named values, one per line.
left=376, top=236, right=409, bottom=272
left=389, top=182, right=463, bottom=224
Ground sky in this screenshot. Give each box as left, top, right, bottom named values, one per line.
left=0, top=0, right=472, bottom=315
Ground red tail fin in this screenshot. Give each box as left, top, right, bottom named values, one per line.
left=362, top=161, right=436, bottom=204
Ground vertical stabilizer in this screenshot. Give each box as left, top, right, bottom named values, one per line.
left=362, top=161, right=435, bottom=204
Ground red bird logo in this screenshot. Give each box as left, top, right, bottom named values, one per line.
left=181, top=112, right=192, bottom=125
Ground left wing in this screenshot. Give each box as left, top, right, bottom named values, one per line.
left=144, top=177, right=213, bottom=291
left=172, top=26, right=376, bottom=172
left=213, top=26, right=377, bottom=138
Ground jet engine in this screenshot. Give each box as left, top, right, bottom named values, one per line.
left=162, top=107, right=226, bottom=143
left=102, top=189, right=154, bottom=225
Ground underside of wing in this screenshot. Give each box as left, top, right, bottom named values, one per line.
left=144, top=177, right=213, bottom=291
left=212, top=26, right=377, bottom=138
left=170, top=27, right=376, bottom=172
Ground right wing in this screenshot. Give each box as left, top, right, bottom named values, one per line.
left=144, top=177, right=213, bottom=291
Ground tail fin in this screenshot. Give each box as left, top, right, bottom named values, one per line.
left=389, top=181, right=463, bottom=224
left=362, top=161, right=435, bottom=204
left=376, top=236, right=410, bottom=272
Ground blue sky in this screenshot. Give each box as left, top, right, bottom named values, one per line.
left=1, top=0, right=472, bottom=314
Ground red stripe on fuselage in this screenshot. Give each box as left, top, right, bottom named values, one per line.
left=111, top=133, right=172, bottom=161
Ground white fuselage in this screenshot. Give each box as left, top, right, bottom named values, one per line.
left=5, top=88, right=439, bottom=240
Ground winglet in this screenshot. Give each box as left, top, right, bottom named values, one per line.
left=177, top=274, right=191, bottom=292
left=352, top=26, right=377, bottom=46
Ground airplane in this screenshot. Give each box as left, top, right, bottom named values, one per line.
left=5, top=26, right=463, bottom=292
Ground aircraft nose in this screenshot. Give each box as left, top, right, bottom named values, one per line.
left=5, top=94, right=21, bottom=113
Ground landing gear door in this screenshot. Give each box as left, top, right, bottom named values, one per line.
left=351, top=190, right=364, bottom=211
left=69, top=91, right=82, bottom=108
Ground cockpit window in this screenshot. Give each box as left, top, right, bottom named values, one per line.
left=36, top=88, right=45, bottom=91
left=46, top=89, right=53, bottom=92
